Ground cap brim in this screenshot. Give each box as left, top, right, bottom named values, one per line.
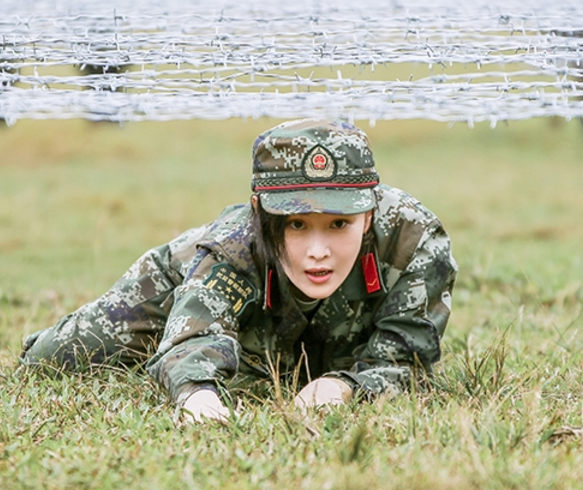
left=258, top=188, right=376, bottom=215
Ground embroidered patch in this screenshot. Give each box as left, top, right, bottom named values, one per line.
left=203, top=263, right=257, bottom=316
left=302, top=144, right=337, bottom=181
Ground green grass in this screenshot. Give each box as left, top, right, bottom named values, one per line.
left=1, top=117, right=583, bottom=489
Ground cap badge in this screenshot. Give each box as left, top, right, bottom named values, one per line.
left=302, top=145, right=337, bottom=181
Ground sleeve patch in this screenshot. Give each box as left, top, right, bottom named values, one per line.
left=203, top=263, right=257, bottom=316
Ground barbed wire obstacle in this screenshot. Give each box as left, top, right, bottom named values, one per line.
left=1, top=0, right=582, bottom=125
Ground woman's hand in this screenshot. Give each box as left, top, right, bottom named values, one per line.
left=182, top=389, right=231, bottom=424
left=294, top=378, right=353, bottom=411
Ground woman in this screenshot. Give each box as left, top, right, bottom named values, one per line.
left=20, top=119, right=457, bottom=424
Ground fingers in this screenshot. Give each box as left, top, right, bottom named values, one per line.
left=180, top=378, right=353, bottom=425
left=293, top=378, right=353, bottom=411
left=182, top=389, right=232, bottom=425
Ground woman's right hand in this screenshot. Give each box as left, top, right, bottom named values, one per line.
left=182, top=389, right=230, bottom=424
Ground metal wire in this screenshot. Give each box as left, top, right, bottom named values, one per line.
left=1, top=0, right=582, bottom=124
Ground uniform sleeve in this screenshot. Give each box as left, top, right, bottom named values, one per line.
left=145, top=253, right=257, bottom=405
left=19, top=226, right=209, bottom=369
left=335, top=221, right=457, bottom=397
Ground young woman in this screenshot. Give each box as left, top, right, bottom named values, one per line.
left=20, top=119, right=457, bottom=424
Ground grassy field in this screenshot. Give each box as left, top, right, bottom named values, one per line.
left=1, top=117, right=583, bottom=489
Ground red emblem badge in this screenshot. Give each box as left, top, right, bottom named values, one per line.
left=312, top=154, right=327, bottom=170
left=303, top=145, right=336, bottom=180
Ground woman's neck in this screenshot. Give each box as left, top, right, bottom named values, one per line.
left=288, top=281, right=316, bottom=302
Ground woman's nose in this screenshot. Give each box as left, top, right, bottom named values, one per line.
left=306, top=232, right=331, bottom=259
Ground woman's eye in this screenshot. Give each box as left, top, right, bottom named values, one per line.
left=331, top=219, right=348, bottom=229
left=288, top=220, right=305, bottom=230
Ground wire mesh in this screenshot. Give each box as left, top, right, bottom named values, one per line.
left=1, top=0, right=582, bottom=124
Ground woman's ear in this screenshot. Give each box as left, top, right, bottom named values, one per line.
left=363, top=210, right=373, bottom=234
left=251, top=194, right=259, bottom=211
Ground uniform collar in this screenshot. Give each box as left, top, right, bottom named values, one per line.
left=264, top=247, right=386, bottom=310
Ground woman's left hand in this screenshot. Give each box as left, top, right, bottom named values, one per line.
left=294, top=378, right=353, bottom=411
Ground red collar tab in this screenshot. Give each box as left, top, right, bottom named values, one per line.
left=361, top=253, right=381, bottom=294
left=265, top=268, right=273, bottom=309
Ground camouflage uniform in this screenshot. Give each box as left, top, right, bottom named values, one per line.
left=20, top=120, right=457, bottom=407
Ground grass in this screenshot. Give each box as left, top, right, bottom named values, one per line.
left=1, top=117, right=583, bottom=489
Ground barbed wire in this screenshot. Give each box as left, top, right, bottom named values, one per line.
left=1, top=0, right=582, bottom=124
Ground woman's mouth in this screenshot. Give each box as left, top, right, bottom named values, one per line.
left=305, top=269, right=332, bottom=284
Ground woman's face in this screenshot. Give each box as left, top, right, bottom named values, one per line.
left=282, top=211, right=372, bottom=301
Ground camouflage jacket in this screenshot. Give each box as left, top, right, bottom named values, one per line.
left=143, top=184, right=457, bottom=404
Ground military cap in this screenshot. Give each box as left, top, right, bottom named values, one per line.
left=251, top=119, right=379, bottom=215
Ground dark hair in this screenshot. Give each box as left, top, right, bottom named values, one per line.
left=251, top=196, right=288, bottom=270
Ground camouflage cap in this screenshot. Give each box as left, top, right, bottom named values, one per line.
left=251, top=119, right=379, bottom=215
